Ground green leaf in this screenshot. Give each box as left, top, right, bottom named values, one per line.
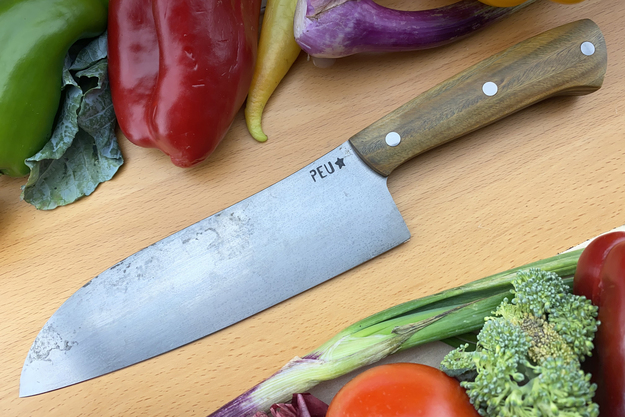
left=21, top=32, right=123, bottom=210
left=70, top=34, right=108, bottom=71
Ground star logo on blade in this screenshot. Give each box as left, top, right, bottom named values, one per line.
left=335, top=158, right=345, bottom=169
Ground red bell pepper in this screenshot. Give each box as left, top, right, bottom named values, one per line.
left=574, top=231, right=625, bottom=304
left=573, top=231, right=625, bottom=416
left=108, top=0, right=261, bottom=167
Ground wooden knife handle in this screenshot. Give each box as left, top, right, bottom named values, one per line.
left=349, top=19, right=607, bottom=177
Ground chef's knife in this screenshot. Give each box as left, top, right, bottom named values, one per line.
left=21, top=19, right=607, bottom=397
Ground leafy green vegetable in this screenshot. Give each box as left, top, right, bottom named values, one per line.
left=440, top=268, right=599, bottom=417
left=21, top=32, right=123, bottom=210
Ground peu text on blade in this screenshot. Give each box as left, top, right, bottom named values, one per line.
left=310, top=158, right=345, bottom=182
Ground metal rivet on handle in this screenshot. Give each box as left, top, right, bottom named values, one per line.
left=385, top=132, right=401, bottom=147
left=482, top=81, right=498, bottom=97
left=581, top=41, right=596, bottom=56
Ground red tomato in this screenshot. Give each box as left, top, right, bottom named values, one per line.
left=326, top=363, right=480, bottom=417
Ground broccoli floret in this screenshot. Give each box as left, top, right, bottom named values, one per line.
left=440, top=268, right=600, bottom=417
left=440, top=343, right=478, bottom=381
left=511, top=268, right=570, bottom=317
left=549, top=294, right=600, bottom=359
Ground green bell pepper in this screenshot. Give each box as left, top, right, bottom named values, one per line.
left=0, top=0, right=108, bottom=177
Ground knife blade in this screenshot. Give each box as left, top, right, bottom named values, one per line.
left=20, top=19, right=607, bottom=397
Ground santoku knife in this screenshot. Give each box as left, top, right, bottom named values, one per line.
left=21, top=19, right=607, bottom=397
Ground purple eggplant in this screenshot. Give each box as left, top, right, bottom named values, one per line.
left=294, top=0, right=535, bottom=58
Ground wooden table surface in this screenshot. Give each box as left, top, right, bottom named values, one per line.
left=1, top=1, right=624, bottom=415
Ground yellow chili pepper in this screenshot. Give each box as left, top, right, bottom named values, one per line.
left=245, top=0, right=301, bottom=142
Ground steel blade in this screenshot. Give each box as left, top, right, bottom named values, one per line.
left=20, top=141, right=410, bottom=397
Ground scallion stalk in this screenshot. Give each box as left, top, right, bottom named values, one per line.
left=208, top=249, right=582, bottom=416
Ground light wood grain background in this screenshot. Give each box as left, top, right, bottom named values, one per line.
left=1, top=1, right=623, bottom=415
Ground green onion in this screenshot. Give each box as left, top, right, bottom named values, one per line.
left=209, top=249, right=583, bottom=417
